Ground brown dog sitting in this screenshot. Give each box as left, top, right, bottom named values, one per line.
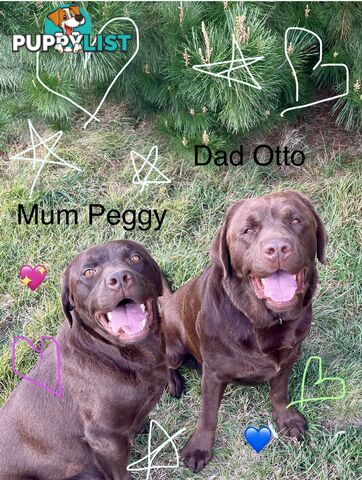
left=0, top=240, right=168, bottom=480
left=161, top=191, right=327, bottom=473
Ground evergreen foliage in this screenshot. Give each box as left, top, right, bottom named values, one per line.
left=0, top=1, right=361, bottom=145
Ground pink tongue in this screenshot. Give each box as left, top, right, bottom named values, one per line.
left=261, top=271, right=297, bottom=302
left=109, top=304, right=146, bottom=335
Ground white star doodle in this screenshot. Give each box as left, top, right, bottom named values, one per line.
left=10, top=119, right=81, bottom=198
left=127, top=419, right=186, bottom=480
left=131, top=146, right=171, bottom=193
left=192, top=34, right=264, bottom=90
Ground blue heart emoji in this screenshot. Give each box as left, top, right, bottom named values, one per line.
left=244, top=426, right=272, bottom=453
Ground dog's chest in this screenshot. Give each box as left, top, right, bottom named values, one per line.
left=235, top=347, right=296, bottom=384
left=79, top=364, right=168, bottom=433
left=213, top=347, right=292, bottom=384
left=208, top=320, right=303, bottom=384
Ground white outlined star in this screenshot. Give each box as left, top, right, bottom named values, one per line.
left=127, top=419, right=186, bottom=480
left=131, top=146, right=171, bottom=193
left=10, top=119, right=81, bottom=198
left=193, top=34, right=264, bottom=90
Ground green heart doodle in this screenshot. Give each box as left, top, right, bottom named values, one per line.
left=287, top=355, right=346, bottom=409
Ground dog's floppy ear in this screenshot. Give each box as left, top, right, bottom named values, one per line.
left=47, top=8, right=63, bottom=27
left=210, top=223, right=230, bottom=278
left=150, top=257, right=163, bottom=297
left=137, top=244, right=163, bottom=297
left=61, top=266, right=75, bottom=327
left=69, top=5, right=81, bottom=16
left=292, top=191, right=328, bottom=264
left=313, top=206, right=327, bottom=264
left=210, top=201, right=243, bottom=278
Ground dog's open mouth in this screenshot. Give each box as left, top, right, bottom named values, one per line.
left=251, top=270, right=305, bottom=310
left=64, top=25, right=73, bottom=35
left=97, top=298, right=153, bottom=342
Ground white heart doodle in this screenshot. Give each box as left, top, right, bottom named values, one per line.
left=280, top=27, right=349, bottom=117
left=35, top=17, right=139, bottom=129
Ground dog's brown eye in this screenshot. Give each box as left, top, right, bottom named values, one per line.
left=84, top=269, right=96, bottom=277
left=243, top=227, right=254, bottom=234
left=130, top=255, right=141, bottom=263
left=291, top=218, right=301, bottom=224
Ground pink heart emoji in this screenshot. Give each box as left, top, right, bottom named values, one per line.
left=19, top=264, right=47, bottom=291
left=11, top=336, right=62, bottom=398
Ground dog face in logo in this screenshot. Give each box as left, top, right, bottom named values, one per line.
left=47, top=6, right=85, bottom=35
left=47, top=5, right=85, bottom=53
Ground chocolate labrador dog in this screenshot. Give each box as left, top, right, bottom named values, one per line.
left=161, top=191, right=327, bottom=472
left=0, top=240, right=168, bottom=480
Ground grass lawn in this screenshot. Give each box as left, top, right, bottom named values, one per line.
left=0, top=104, right=361, bottom=479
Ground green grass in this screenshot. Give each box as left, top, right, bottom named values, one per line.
left=0, top=105, right=361, bottom=480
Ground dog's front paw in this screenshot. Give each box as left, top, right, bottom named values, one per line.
left=73, top=44, right=83, bottom=54
left=168, top=369, right=185, bottom=398
left=137, top=417, right=150, bottom=435
left=181, top=436, right=212, bottom=472
left=275, top=407, right=307, bottom=440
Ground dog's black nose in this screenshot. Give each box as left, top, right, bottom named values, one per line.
left=75, top=14, right=84, bottom=22
left=105, top=270, right=134, bottom=291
